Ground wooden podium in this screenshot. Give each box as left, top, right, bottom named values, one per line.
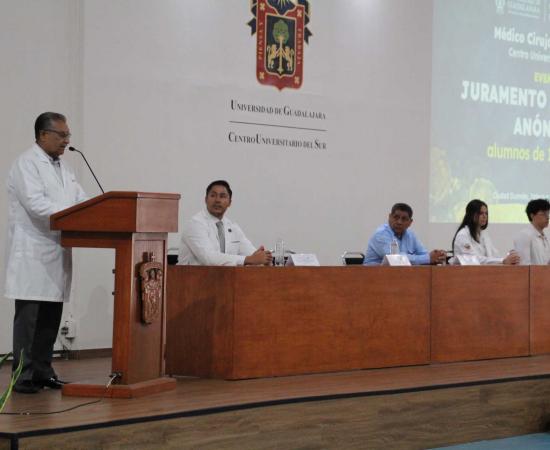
left=50, top=191, right=180, bottom=398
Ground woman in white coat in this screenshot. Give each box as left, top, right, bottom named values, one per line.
left=5, top=112, right=87, bottom=393
left=452, top=199, right=520, bottom=265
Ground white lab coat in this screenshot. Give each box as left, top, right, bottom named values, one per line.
left=452, top=227, right=503, bottom=265
left=4, top=144, right=87, bottom=302
left=513, top=224, right=550, bottom=265
left=179, top=209, right=257, bottom=266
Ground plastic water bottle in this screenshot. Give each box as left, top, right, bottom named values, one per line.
left=275, top=238, right=285, bottom=266
left=390, top=238, right=399, bottom=255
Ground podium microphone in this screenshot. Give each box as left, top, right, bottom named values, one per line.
left=68, top=146, right=105, bottom=194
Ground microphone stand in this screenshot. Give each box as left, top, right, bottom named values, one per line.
left=68, top=146, right=105, bottom=194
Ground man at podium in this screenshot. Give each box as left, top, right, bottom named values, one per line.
left=5, top=112, right=87, bottom=394
left=179, top=180, right=272, bottom=266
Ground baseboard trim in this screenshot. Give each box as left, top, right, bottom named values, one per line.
left=0, top=348, right=112, bottom=361
left=67, top=348, right=112, bottom=360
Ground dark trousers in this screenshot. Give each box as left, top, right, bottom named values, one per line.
left=13, top=300, right=63, bottom=382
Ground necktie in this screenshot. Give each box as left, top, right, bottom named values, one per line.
left=216, top=221, right=225, bottom=253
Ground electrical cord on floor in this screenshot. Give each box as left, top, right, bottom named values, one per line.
left=0, top=372, right=120, bottom=416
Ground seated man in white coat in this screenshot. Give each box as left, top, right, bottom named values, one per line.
left=513, top=198, right=550, bottom=265
left=179, top=180, right=272, bottom=266
left=5, top=112, right=87, bottom=393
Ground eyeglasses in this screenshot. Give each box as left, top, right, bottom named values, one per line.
left=44, top=129, right=71, bottom=139
left=390, top=213, right=411, bottom=223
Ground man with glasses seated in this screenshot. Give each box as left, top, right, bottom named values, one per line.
left=363, top=202, right=446, bottom=265
left=5, top=112, right=87, bottom=393
left=513, top=199, right=550, bottom=265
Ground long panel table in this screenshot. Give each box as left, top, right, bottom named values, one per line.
left=166, top=266, right=431, bottom=379
left=431, top=266, right=530, bottom=362
left=166, top=266, right=544, bottom=380
left=530, top=266, right=550, bottom=354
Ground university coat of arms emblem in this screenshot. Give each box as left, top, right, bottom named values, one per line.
left=248, top=0, right=312, bottom=90
left=138, top=254, right=163, bottom=325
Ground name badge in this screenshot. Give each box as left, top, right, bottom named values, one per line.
left=382, top=254, right=411, bottom=266
left=286, top=254, right=320, bottom=266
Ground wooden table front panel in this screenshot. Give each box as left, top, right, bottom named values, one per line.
left=431, top=266, right=529, bottom=362
left=166, top=266, right=431, bottom=379
left=530, top=266, right=550, bottom=355
left=230, top=267, right=431, bottom=378
left=166, top=266, right=235, bottom=378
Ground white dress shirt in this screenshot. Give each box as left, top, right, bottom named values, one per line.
left=452, top=227, right=503, bottom=264
left=513, top=223, right=550, bottom=265
left=179, top=208, right=256, bottom=266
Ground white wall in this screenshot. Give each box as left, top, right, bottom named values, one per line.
left=0, top=0, right=86, bottom=352
left=2, top=1, right=518, bottom=354
left=81, top=0, right=433, bottom=254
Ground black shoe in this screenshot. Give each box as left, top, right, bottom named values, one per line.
left=37, top=377, right=69, bottom=390
left=14, top=380, right=40, bottom=394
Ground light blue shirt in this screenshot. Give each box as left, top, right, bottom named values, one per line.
left=364, top=223, right=430, bottom=265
